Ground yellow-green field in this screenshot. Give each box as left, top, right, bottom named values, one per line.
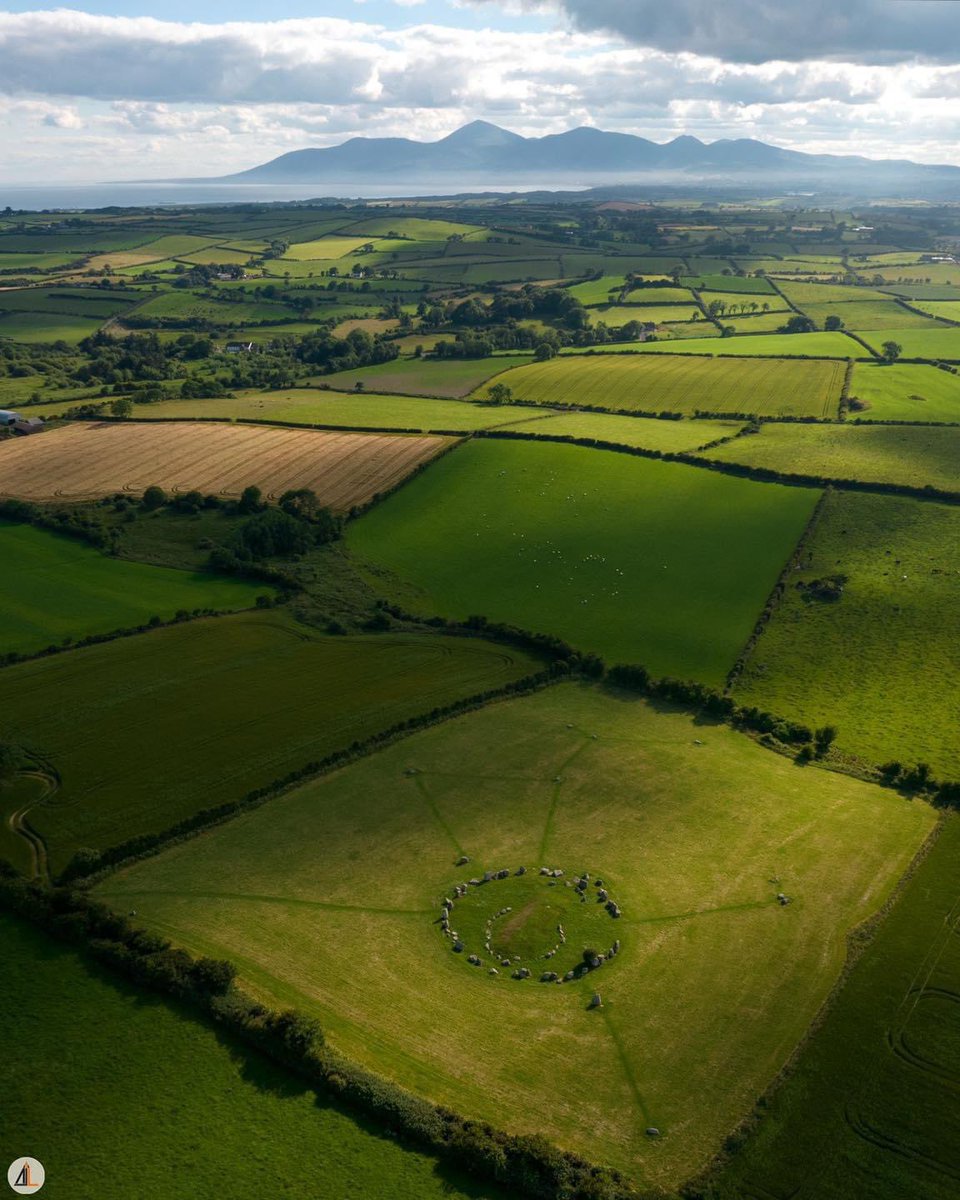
left=97, top=685, right=935, bottom=1188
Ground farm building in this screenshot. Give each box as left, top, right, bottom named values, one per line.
left=0, top=409, right=22, bottom=426
left=13, top=417, right=43, bottom=435
left=225, top=341, right=255, bottom=354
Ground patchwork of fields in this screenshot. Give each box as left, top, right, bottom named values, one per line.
left=0, top=421, right=451, bottom=507
left=347, top=439, right=819, bottom=682
left=97, top=685, right=934, bottom=1186
left=5, top=199, right=960, bottom=1200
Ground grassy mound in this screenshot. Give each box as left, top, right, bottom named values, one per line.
left=97, top=684, right=934, bottom=1188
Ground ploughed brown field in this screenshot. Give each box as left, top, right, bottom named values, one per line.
left=0, top=421, right=453, bottom=509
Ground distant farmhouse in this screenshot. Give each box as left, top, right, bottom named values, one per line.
left=0, top=411, right=44, bottom=435
left=225, top=341, right=255, bottom=354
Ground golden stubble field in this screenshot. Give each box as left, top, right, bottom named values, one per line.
left=0, top=421, right=453, bottom=509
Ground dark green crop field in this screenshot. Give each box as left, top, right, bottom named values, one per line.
left=0, top=613, right=541, bottom=875
left=347, top=439, right=819, bottom=683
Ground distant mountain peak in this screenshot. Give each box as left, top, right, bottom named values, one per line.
left=438, top=120, right=524, bottom=147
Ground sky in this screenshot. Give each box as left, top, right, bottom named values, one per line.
left=2, top=0, right=960, bottom=183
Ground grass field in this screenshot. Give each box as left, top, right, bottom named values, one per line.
left=318, top=354, right=533, bottom=398
left=631, top=331, right=869, bottom=358
left=705, top=423, right=960, bottom=492
left=564, top=275, right=627, bottom=304
left=0, top=612, right=542, bottom=874
left=103, top=389, right=553, bottom=431
left=776, top=281, right=892, bottom=306
left=719, top=815, right=960, bottom=1200
left=624, top=285, right=697, bottom=304
left=347, top=439, right=818, bottom=682
left=479, top=353, right=845, bottom=418
left=497, top=411, right=743, bottom=450
left=734, top=490, right=960, bottom=779
left=0, top=421, right=450, bottom=508
left=800, top=300, right=941, bottom=330
left=0, top=521, right=268, bottom=656
left=848, top=362, right=960, bottom=421
left=0, top=914, right=498, bottom=1200
left=908, top=300, right=960, bottom=322
left=96, top=684, right=934, bottom=1187
left=0, top=312, right=103, bottom=344
left=588, top=304, right=699, bottom=327
left=859, top=326, right=960, bottom=361
left=724, top=312, right=798, bottom=333
left=687, top=274, right=777, bottom=294
left=134, top=292, right=292, bottom=324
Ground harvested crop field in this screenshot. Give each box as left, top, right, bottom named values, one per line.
left=478, top=352, right=845, bottom=418
left=0, top=421, right=452, bottom=509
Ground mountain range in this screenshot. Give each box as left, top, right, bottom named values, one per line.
left=218, top=121, right=960, bottom=197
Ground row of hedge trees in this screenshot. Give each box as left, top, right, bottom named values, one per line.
left=0, top=864, right=656, bottom=1200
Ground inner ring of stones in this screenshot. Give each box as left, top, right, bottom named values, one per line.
left=438, top=865, right=622, bottom=983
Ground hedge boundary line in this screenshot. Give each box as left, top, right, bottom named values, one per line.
left=0, top=873, right=659, bottom=1200
left=471, top=428, right=960, bottom=505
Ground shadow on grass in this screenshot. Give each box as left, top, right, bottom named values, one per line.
left=52, top=921, right=509, bottom=1199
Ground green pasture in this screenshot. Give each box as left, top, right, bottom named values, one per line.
left=698, top=291, right=788, bottom=312
left=0, top=251, right=83, bottom=272
left=687, top=274, right=777, bottom=294
left=135, top=291, right=293, bottom=324
left=319, top=353, right=533, bottom=398
left=497, top=411, right=744, bottom=451
left=587, top=304, right=699, bottom=327
left=0, top=521, right=269, bottom=658
left=479, top=353, right=845, bottom=417
left=100, top=389, right=550, bottom=431
left=0, top=612, right=541, bottom=874
left=0, top=312, right=104, bottom=344
left=282, top=237, right=385, bottom=262
left=342, top=217, right=480, bottom=241
left=347, top=439, right=819, bottom=682
left=848, top=362, right=960, bottom=421
left=630, top=331, right=868, bottom=358
left=0, top=915, right=497, bottom=1200
left=870, top=263, right=960, bottom=286
left=777, top=281, right=891, bottom=306
left=135, top=234, right=220, bottom=259
left=705, top=423, right=960, bottom=492
left=98, top=685, right=933, bottom=1187
left=800, top=300, right=941, bottom=330
left=724, top=312, right=796, bottom=333
left=624, top=285, right=697, bottom=304
left=719, top=815, right=960, bottom=1200
left=859, top=326, right=960, bottom=361
left=564, top=275, right=627, bottom=304
left=0, top=288, right=138, bottom=317
left=734, top=490, right=960, bottom=779
left=909, top=300, right=960, bottom=322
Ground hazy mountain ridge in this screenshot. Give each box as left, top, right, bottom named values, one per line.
left=217, top=121, right=960, bottom=196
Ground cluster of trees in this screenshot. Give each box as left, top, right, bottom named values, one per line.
left=209, top=487, right=342, bottom=573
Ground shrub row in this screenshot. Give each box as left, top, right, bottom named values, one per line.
left=474, top=429, right=960, bottom=505
left=0, top=874, right=656, bottom=1200
left=58, top=662, right=568, bottom=886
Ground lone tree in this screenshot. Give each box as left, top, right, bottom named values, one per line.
left=110, top=396, right=133, bottom=418
left=534, top=342, right=556, bottom=362
left=238, top=485, right=263, bottom=514
left=824, top=314, right=845, bottom=331
left=814, top=725, right=838, bottom=756
left=881, top=340, right=903, bottom=364
left=486, top=382, right=513, bottom=406
left=141, top=485, right=167, bottom=511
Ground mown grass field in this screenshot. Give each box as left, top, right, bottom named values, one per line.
left=848, top=361, right=960, bottom=421
left=0, top=915, right=498, bottom=1200
left=587, top=304, right=698, bottom=327
left=631, top=331, right=870, bottom=358
left=319, top=354, right=533, bottom=398
left=97, top=685, right=934, bottom=1187
left=347, top=439, right=818, bottom=682
left=0, top=521, right=268, bottom=656
left=859, top=326, right=960, bottom=360
left=83, top=389, right=548, bottom=432
left=0, top=421, right=449, bottom=508
left=501, top=411, right=744, bottom=450
left=734, top=490, right=960, bottom=779
left=0, top=612, right=541, bottom=874
left=775, top=281, right=893, bottom=306
left=705, top=423, right=960, bottom=492
left=134, top=292, right=292, bottom=324
left=479, top=352, right=845, bottom=417
left=718, top=815, right=960, bottom=1200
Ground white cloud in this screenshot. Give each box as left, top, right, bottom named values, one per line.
left=1, top=9, right=960, bottom=182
